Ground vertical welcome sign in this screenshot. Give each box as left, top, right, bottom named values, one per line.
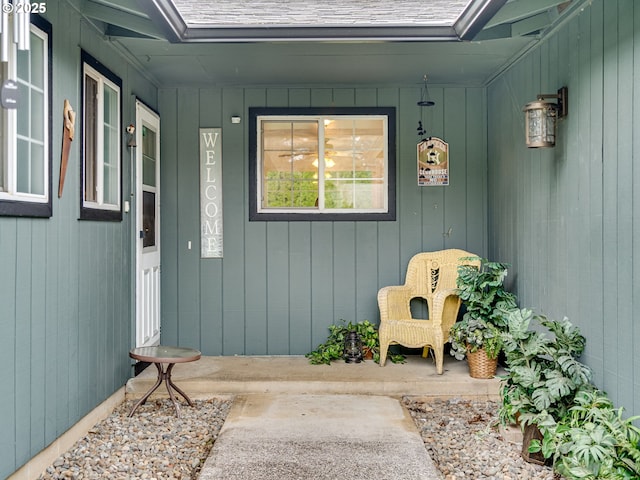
left=200, top=128, right=223, bottom=258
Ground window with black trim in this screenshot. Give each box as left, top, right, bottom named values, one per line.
left=80, top=51, right=122, bottom=221
left=0, top=15, right=52, bottom=218
left=249, top=107, right=396, bottom=221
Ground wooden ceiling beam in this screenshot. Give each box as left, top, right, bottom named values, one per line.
left=83, top=0, right=164, bottom=39
left=484, top=0, right=568, bottom=28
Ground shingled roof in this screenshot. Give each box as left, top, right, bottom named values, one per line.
left=171, top=0, right=472, bottom=27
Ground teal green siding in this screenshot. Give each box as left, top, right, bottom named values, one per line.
left=487, top=0, right=639, bottom=417
left=158, top=85, right=489, bottom=355
left=13, top=1, right=640, bottom=476
left=0, top=4, right=157, bottom=477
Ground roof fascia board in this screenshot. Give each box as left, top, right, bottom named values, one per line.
left=136, top=0, right=187, bottom=42
left=455, top=0, right=508, bottom=40
left=175, top=25, right=459, bottom=43
left=140, top=0, right=504, bottom=43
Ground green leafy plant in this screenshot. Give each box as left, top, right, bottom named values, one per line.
left=449, top=317, right=503, bottom=359
left=498, top=308, right=640, bottom=477
left=449, top=258, right=518, bottom=360
left=305, top=319, right=405, bottom=365
left=532, top=388, right=640, bottom=479
left=498, top=308, right=592, bottom=428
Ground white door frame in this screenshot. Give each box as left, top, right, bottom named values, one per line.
left=135, top=100, right=161, bottom=347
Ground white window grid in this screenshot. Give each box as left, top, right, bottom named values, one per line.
left=0, top=23, right=48, bottom=203
left=256, top=114, right=389, bottom=215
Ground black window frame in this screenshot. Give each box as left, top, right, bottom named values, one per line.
left=79, top=50, right=123, bottom=222
left=249, top=106, right=396, bottom=222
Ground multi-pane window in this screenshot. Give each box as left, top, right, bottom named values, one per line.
left=250, top=107, right=396, bottom=221
left=80, top=51, right=122, bottom=221
left=0, top=17, right=51, bottom=217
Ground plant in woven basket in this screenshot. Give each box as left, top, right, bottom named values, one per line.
left=305, top=319, right=405, bottom=365
left=449, top=317, right=502, bottom=359
left=449, top=258, right=517, bottom=361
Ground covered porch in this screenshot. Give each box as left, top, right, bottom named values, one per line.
left=3, top=0, right=640, bottom=477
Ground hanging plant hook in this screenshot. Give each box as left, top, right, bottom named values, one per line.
left=417, top=75, right=435, bottom=107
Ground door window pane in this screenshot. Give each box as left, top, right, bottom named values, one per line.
left=142, top=126, right=157, bottom=187
left=143, top=191, right=156, bottom=248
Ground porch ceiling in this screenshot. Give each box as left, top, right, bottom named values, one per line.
left=81, top=0, right=577, bottom=87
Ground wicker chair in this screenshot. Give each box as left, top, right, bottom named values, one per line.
left=377, top=249, right=479, bottom=374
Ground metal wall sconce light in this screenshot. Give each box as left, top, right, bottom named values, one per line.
left=523, top=86, right=568, bottom=148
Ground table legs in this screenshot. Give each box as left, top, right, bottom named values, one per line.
left=128, top=362, right=195, bottom=418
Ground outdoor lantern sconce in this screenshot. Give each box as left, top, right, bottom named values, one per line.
left=523, top=86, right=568, bottom=148
left=343, top=331, right=363, bottom=363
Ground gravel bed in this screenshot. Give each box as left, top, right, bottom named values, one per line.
left=37, top=398, right=232, bottom=480
left=37, top=396, right=558, bottom=480
left=403, top=397, right=559, bottom=480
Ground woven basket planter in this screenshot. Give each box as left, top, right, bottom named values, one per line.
left=466, top=347, right=498, bottom=379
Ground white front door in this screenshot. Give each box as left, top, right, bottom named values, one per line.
left=135, top=100, right=161, bottom=347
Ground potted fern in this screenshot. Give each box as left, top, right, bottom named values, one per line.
left=449, top=258, right=517, bottom=378
left=305, top=319, right=405, bottom=365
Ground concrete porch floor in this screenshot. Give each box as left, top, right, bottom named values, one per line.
left=125, top=354, right=503, bottom=400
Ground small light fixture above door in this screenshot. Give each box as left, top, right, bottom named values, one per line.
left=523, top=86, right=568, bottom=148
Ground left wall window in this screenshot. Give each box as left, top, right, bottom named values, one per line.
left=80, top=51, right=122, bottom=221
left=0, top=16, right=52, bottom=217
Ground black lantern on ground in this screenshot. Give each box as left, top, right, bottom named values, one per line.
left=343, top=331, right=363, bottom=363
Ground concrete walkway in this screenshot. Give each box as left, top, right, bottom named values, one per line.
left=198, top=393, right=443, bottom=480
left=125, top=355, right=502, bottom=480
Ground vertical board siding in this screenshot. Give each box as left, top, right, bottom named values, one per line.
left=487, top=0, right=638, bottom=416
left=0, top=220, right=17, bottom=470
left=159, top=84, right=489, bottom=359
left=633, top=0, right=640, bottom=421
left=158, top=89, right=180, bottom=347
left=0, top=3, right=157, bottom=477
left=176, top=89, right=201, bottom=349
